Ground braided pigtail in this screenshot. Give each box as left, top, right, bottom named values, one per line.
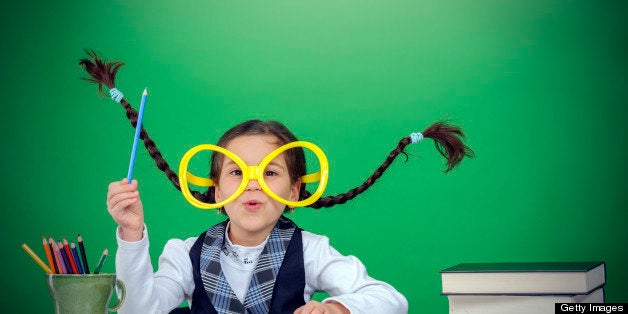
left=306, top=121, right=474, bottom=209
left=78, top=50, right=213, bottom=203
left=421, top=121, right=475, bottom=172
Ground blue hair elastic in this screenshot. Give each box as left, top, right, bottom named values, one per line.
left=410, top=132, right=424, bottom=144
left=109, top=88, right=124, bottom=103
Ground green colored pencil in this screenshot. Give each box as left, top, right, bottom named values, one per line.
left=93, top=249, right=108, bottom=274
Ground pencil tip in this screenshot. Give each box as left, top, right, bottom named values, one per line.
left=143, top=88, right=148, bottom=95
left=104, top=248, right=109, bottom=254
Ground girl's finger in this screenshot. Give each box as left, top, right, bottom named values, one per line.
left=107, top=191, right=139, bottom=209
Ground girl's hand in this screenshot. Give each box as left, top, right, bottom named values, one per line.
left=106, top=179, right=144, bottom=241
left=294, top=300, right=350, bottom=314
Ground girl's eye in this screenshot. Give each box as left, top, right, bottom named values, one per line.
left=265, top=170, right=278, bottom=177
left=229, top=169, right=242, bottom=176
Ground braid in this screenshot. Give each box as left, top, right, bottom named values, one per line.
left=305, top=137, right=411, bottom=209
left=422, top=121, right=475, bottom=173
left=306, top=121, right=474, bottom=209
left=79, top=50, right=211, bottom=202
left=78, top=49, right=123, bottom=96
left=78, top=50, right=473, bottom=209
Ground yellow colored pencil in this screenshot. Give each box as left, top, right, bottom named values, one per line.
left=22, top=243, right=52, bottom=274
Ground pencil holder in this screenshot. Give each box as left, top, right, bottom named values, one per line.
left=47, top=273, right=125, bottom=314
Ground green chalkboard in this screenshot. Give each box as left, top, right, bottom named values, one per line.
left=2, top=1, right=627, bottom=312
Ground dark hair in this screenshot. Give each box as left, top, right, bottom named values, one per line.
left=306, top=121, right=474, bottom=208
left=211, top=120, right=305, bottom=185
left=79, top=50, right=474, bottom=209
left=206, top=119, right=307, bottom=205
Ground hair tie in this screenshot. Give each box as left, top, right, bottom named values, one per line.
left=109, top=88, right=124, bottom=103
left=410, top=132, right=424, bottom=144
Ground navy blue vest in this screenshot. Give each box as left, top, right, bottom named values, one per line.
left=188, top=217, right=306, bottom=313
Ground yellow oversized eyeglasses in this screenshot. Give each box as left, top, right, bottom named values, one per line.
left=178, top=141, right=329, bottom=210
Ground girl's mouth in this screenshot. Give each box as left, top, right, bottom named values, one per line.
left=244, top=200, right=262, bottom=211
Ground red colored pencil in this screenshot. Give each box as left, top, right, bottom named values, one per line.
left=63, top=238, right=79, bottom=274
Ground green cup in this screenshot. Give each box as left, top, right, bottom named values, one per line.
left=47, top=274, right=125, bottom=314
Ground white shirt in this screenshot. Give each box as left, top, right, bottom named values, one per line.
left=220, top=223, right=266, bottom=302
left=115, top=225, right=408, bottom=314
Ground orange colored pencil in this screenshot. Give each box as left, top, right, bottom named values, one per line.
left=48, top=237, right=61, bottom=274
left=62, top=238, right=79, bottom=274
left=50, top=238, right=67, bottom=274
left=42, top=236, right=56, bottom=274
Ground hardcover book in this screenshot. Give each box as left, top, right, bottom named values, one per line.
left=440, top=261, right=605, bottom=295
left=447, top=286, right=604, bottom=314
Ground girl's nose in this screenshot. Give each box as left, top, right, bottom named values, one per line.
left=246, top=178, right=261, bottom=191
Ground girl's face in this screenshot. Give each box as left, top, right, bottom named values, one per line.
left=214, top=134, right=300, bottom=246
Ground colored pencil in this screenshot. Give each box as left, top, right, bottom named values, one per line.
left=50, top=238, right=66, bottom=274
left=62, top=238, right=79, bottom=274
left=21, top=243, right=52, bottom=274
left=70, top=242, right=84, bottom=274
left=47, top=237, right=59, bottom=274
left=127, top=88, right=148, bottom=183
left=93, top=249, right=108, bottom=274
left=78, top=234, right=90, bottom=274
left=58, top=241, right=72, bottom=274
left=48, top=237, right=65, bottom=274
left=43, top=236, right=56, bottom=274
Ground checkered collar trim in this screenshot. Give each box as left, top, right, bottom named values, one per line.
left=199, top=216, right=296, bottom=314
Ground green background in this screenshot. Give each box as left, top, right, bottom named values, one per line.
left=2, top=1, right=627, bottom=312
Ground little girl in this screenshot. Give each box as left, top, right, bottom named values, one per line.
left=81, top=51, right=473, bottom=314
left=107, top=120, right=409, bottom=313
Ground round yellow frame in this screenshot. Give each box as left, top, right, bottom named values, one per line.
left=178, top=141, right=329, bottom=209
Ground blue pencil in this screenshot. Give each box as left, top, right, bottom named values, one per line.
left=70, top=242, right=84, bottom=274
left=127, top=88, right=148, bottom=183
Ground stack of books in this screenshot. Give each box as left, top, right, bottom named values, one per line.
left=440, top=261, right=606, bottom=314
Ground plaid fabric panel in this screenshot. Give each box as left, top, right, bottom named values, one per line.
left=200, top=217, right=296, bottom=314
left=242, top=220, right=294, bottom=312
left=200, top=222, right=245, bottom=313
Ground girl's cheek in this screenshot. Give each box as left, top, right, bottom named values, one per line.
left=220, top=178, right=242, bottom=195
